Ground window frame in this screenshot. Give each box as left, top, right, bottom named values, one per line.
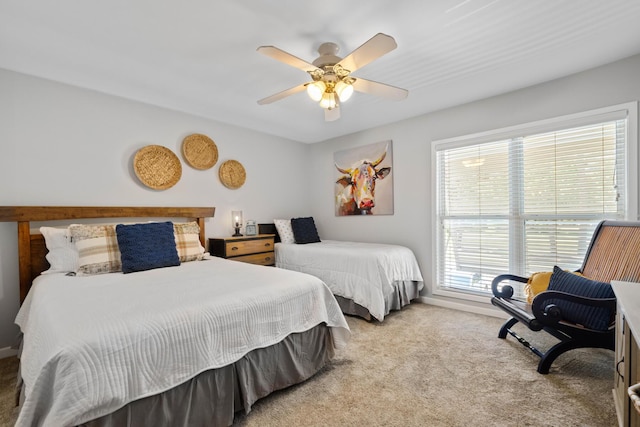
left=430, top=102, right=638, bottom=302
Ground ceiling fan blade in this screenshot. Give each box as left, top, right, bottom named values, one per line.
left=337, top=33, right=397, bottom=73
left=352, top=78, right=408, bottom=101
left=257, top=46, right=319, bottom=73
left=257, top=83, right=307, bottom=105
left=325, top=107, right=341, bottom=122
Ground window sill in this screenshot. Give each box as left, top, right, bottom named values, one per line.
left=432, top=286, right=493, bottom=304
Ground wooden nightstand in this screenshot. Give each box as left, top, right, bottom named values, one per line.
left=209, top=234, right=275, bottom=266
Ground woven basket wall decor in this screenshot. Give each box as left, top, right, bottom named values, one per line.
left=182, top=133, right=218, bottom=170
left=133, top=145, right=182, bottom=190
left=218, top=160, right=246, bottom=189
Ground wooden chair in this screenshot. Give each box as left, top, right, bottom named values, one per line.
left=491, top=220, right=640, bottom=374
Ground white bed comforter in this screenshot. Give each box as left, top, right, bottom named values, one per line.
left=14, top=257, right=350, bottom=427
left=275, top=240, right=424, bottom=321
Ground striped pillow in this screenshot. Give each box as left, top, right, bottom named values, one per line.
left=174, top=222, right=205, bottom=262
left=546, top=266, right=615, bottom=331
left=69, top=224, right=122, bottom=275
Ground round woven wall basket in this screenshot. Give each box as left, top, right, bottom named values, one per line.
left=134, top=145, right=182, bottom=190
left=182, top=133, right=218, bottom=170
left=219, top=160, right=246, bottom=189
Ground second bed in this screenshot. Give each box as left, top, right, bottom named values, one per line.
left=274, top=238, right=424, bottom=321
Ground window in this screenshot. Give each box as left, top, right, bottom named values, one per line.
left=433, top=104, right=637, bottom=298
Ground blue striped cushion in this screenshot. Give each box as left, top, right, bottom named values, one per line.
left=546, top=266, right=614, bottom=331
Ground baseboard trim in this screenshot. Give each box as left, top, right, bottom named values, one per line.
left=0, top=347, right=18, bottom=359
left=419, top=296, right=509, bottom=319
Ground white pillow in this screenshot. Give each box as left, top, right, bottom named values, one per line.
left=274, top=219, right=295, bottom=244
left=39, top=227, right=79, bottom=274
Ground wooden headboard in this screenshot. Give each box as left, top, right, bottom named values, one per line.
left=0, top=206, right=216, bottom=303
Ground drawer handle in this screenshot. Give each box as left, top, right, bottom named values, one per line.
left=231, top=246, right=239, bottom=251
left=265, top=256, right=271, bottom=261
left=616, top=357, right=624, bottom=380
left=630, top=383, right=640, bottom=414
left=264, top=243, right=271, bottom=247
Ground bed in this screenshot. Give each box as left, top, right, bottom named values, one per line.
left=261, top=219, right=424, bottom=322
left=0, top=206, right=350, bottom=427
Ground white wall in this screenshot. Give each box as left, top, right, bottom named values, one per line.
left=0, top=69, right=312, bottom=351
left=309, top=53, right=640, bottom=311
left=2, top=53, right=640, bottom=352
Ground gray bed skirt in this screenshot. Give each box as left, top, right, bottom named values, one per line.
left=18, top=323, right=334, bottom=427
left=335, top=280, right=423, bottom=321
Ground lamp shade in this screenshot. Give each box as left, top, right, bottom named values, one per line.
left=319, top=92, right=337, bottom=109
left=335, top=81, right=354, bottom=102
left=306, top=81, right=326, bottom=102
left=231, top=210, right=243, bottom=227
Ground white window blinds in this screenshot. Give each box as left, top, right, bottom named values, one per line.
left=435, top=109, right=629, bottom=296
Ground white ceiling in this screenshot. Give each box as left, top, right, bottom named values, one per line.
left=2, top=1, right=640, bottom=144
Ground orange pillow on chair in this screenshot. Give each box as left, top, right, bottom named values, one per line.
left=524, top=271, right=553, bottom=304
left=524, top=270, right=582, bottom=303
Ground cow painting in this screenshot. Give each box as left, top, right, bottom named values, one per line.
left=334, top=142, right=393, bottom=216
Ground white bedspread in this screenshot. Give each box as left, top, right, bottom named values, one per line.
left=275, top=240, right=424, bottom=321
left=14, top=257, right=350, bottom=427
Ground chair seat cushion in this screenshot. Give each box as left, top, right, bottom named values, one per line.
left=545, top=266, right=615, bottom=331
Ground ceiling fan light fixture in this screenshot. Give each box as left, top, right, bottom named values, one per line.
left=335, top=80, right=354, bottom=102
left=319, top=91, right=338, bottom=109
left=257, top=33, right=407, bottom=121
left=306, top=81, right=326, bottom=102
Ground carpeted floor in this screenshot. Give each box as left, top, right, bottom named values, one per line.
left=0, top=304, right=617, bottom=426
left=0, top=352, right=18, bottom=426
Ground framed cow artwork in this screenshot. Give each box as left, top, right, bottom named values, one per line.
left=334, top=140, right=394, bottom=216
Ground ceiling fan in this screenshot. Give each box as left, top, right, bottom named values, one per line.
left=257, top=33, right=408, bottom=122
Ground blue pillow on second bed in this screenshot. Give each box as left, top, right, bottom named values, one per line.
left=291, top=217, right=321, bottom=244
left=116, top=222, right=180, bottom=273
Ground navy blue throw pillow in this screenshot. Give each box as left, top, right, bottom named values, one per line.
left=116, top=222, right=180, bottom=273
left=546, top=266, right=614, bottom=331
left=290, top=217, right=321, bottom=244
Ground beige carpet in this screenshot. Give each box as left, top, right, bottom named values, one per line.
left=0, top=351, right=18, bottom=426
left=0, top=304, right=616, bottom=426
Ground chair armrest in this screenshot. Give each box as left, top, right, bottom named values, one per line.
left=531, top=290, right=617, bottom=326
left=491, top=274, right=528, bottom=299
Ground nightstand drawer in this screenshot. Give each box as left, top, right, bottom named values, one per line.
left=231, top=251, right=275, bottom=266
left=225, top=238, right=274, bottom=256
left=209, top=235, right=276, bottom=267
